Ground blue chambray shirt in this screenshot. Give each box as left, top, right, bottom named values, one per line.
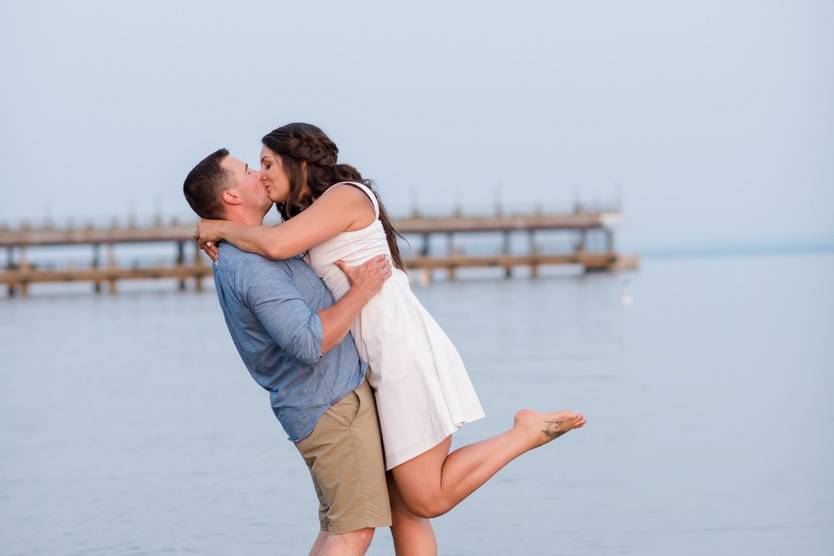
left=212, top=242, right=366, bottom=442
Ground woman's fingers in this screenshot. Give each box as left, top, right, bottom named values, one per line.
left=205, top=241, right=219, bottom=262
left=194, top=224, right=219, bottom=262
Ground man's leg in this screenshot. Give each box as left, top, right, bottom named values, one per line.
left=308, top=531, right=329, bottom=556
left=296, top=381, right=392, bottom=554
left=306, top=465, right=332, bottom=556
left=317, top=528, right=375, bottom=556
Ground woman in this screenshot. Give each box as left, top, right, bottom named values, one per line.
left=196, top=123, right=586, bottom=551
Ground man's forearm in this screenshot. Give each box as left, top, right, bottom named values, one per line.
left=317, top=286, right=372, bottom=353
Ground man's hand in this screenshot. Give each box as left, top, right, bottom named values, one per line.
left=318, top=255, right=392, bottom=353
left=334, top=255, right=392, bottom=300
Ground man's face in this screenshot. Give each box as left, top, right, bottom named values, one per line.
left=219, top=155, right=271, bottom=215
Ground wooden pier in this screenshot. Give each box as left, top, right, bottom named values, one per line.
left=0, top=208, right=637, bottom=297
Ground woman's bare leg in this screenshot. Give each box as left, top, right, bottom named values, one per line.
left=391, top=409, right=586, bottom=518
left=387, top=472, right=437, bottom=556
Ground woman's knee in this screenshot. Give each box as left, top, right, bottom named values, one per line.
left=401, top=492, right=451, bottom=519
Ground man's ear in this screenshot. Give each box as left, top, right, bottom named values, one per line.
left=221, top=188, right=242, bottom=206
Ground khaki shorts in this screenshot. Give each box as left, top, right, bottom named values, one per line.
left=295, top=380, right=392, bottom=534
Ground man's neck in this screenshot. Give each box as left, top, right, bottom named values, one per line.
left=223, top=207, right=265, bottom=227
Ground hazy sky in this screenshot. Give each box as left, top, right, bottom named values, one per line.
left=2, top=0, right=832, bottom=250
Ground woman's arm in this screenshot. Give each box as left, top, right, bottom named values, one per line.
left=196, top=185, right=373, bottom=260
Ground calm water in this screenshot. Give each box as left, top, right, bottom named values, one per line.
left=2, top=253, right=832, bottom=555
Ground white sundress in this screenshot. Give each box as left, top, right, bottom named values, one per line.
left=308, top=182, right=486, bottom=469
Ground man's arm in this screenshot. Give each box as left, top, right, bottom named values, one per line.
left=318, top=255, right=391, bottom=352
left=243, top=255, right=391, bottom=363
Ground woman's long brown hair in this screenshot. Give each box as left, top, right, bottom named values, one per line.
left=262, top=123, right=406, bottom=270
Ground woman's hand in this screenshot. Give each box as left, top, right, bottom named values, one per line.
left=194, top=219, right=225, bottom=262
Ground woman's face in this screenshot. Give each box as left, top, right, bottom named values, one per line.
left=259, top=146, right=291, bottom=203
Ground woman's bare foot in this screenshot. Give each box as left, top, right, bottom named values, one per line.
left=514, top=409, right=586, bottom=449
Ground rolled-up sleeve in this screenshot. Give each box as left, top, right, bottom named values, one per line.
left=242, top=262, right=324, bottom=365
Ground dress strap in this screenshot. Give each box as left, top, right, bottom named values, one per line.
left=333, top=181, right=379, bottom=220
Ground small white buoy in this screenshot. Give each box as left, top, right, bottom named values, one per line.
left=620, top=278, right=632, bottom=306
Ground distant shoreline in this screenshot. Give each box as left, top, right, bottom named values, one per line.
left=639, top=242, right=834, bottom=260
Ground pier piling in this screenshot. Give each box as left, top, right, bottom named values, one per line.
left=176, top=241, right=186, bottom=291
left=107, top=244, right=117, bottom=294
left=5, top=246, right=14, bottom=297
left=92, top=243, right=102, bottom=293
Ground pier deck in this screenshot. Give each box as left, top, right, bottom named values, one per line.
left=1, top=210, right=637, bottom=296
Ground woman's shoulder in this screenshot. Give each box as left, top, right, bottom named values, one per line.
left=319, top=181, right=369, bottom=200
left=315, top=182, right=377, bottom=212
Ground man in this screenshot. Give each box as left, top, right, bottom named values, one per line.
left=183, top=149, right=392, bottom=556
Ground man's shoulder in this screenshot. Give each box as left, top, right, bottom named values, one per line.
left=216, top=243, right=287, bottom=270
left=215, top=243, right=295, bottom=289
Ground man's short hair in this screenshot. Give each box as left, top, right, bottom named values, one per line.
left=183, top=148, right=234, bottom=219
